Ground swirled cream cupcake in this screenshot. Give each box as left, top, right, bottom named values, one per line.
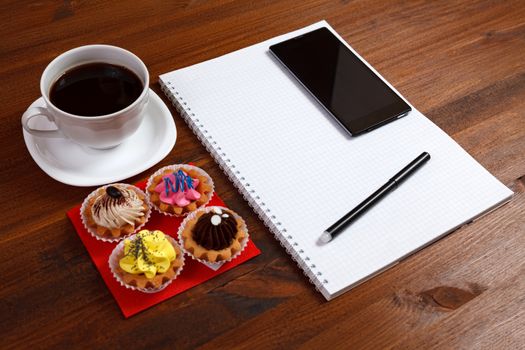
left=179, top=206, right=248, bottom=263
left=109, top=230, right=184, bottom=292
left=81, top=184, right=150, bottom=242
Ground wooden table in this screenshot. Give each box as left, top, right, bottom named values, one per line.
left=2, top=1, right=524, bottom=348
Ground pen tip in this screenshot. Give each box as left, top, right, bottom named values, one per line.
left=320, top=232, right=332, bottom=244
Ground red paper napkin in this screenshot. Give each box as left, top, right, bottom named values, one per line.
left=67, top=180, right=261, bottom=318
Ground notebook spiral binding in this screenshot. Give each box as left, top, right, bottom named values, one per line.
left=160, top=81, right=329, bottom=291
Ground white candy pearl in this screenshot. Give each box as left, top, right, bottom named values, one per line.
left=211, top=215, right=222, bottom=226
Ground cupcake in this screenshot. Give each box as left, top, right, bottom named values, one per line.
left=179, top=206, right=248, bottom=263
left=109, top=229, right=184, bottom=292
left=81, top=183, right=150, bottom=242
left=146, top=164, right=214, bottom=216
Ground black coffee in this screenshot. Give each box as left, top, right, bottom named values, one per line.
left=50, top=62, right=143, bottom=116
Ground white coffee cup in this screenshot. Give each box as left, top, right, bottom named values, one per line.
left=21, top=45, right=149, bottom=149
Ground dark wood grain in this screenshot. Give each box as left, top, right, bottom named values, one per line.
left=1, top=0, right=523, bottom=349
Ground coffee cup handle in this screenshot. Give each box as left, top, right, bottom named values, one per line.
left=21, top=106, right=63, bottom=138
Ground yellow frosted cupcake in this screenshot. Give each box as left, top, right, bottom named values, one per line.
left=109, top=230, right=184, bottom=292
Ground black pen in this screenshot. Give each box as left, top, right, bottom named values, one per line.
left=320, top=152, right=431, bottom=243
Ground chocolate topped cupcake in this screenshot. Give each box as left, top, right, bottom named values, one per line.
left=192, top=209, right=238, bottom=250
left=178, top=207, right=248, bottom=263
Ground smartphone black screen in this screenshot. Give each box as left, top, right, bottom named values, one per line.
left=269, top=27, right=411, bottom=135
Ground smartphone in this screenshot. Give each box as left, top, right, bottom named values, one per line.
left=269, top=27, right=411, bottom=136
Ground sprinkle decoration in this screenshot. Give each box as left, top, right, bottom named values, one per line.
left=155, top=170, right=202, bottom=207
left=164, top=170, right=194, bottom=195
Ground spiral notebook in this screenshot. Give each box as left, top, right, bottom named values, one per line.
left=159, top=21, right=513, bottom=300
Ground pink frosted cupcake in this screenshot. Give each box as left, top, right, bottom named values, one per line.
left=146, top=164, right=214, bottom=216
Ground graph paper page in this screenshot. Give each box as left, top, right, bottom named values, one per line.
left=160, top=21, right=512, bottom=298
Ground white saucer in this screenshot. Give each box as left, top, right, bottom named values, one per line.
left=23, top=89, right=176, bottom=187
